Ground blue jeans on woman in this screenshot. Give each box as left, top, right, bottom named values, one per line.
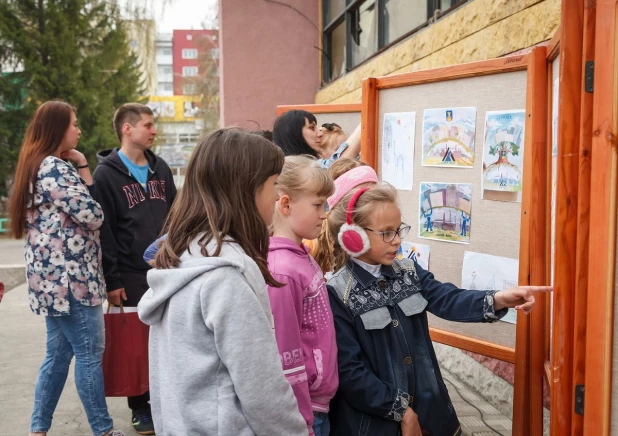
left=30, top=292, right=114, bottom=436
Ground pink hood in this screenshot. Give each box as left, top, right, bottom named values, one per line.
left=267, top=237, right=339, bottom=435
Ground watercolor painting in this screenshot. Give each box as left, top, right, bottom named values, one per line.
left=382, top=112, right=415, bottom=190
left=397, top=241, right=430, bottom=270
left=482, top=110, right=526, bottom=199
left=422, top=107, right=476, bottom=167
left=419, top=182, right=472, bottom=244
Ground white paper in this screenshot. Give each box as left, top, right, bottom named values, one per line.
left=461, top=251, right=519, bottom=324
left=398, top=241, right=430, bottom=270
left=382, top=112, right=415, bottom=190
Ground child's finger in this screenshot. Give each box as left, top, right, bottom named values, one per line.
left=520, top=286, right=553, bottom=294
left=515, top=296, right=535, bottom=312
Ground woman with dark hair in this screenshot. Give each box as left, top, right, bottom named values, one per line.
left=9, top=101, right=124, bottom=436
left=273, top=110, right=361, bottom=168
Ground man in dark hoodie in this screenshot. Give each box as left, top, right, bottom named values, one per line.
left=93, top=103, right=176, bottom=435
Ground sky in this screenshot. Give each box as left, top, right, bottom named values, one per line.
left=121, top=0, right=218, bottom=32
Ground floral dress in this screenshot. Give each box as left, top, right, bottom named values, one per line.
left=25, top=156, right=106, bottom=316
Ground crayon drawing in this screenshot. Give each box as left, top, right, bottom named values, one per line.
left=461, top=251, right=519, bottom=324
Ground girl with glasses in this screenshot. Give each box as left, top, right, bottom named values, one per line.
left=324, top=183, right=551, bottom=436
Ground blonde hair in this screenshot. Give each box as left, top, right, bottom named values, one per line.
left=327, top=184, right=398, bottom=271
left=312, top=159, right=368, bottom=272
left=320, top=125, right=347, bottom=157
left=275, top=155, right=334, bottom=199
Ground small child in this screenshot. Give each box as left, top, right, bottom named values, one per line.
left=137, top=129, right=307, bottom=435
left=267, top=155, right=339, bottom=436
left=325, top=184, right=550, bottom=436
left=312, top=163, right=379, bottom=275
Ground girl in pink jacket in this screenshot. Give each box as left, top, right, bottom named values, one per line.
left=267, top=155, right=339, bottom=436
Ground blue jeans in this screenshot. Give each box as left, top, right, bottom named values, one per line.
left=30, top=293, right=113, bottom=436
left=313, top=412, right=330, bottom=436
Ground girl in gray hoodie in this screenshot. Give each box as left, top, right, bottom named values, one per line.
left=137, top=129, right=308, bottom=436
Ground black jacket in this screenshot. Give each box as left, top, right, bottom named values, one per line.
left=92, top=148, right=176, bottom=291
left=326, top=258, right=507, bottom=436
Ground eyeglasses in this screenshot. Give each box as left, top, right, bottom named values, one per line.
left=364, top=224, right=411, bottom=243
left=321, top=122, right=342, bottom=131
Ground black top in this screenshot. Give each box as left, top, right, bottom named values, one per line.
left=92, top=148, right=176, bottom=291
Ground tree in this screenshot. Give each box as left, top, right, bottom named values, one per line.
left=0, top=0, right=145, bottom=196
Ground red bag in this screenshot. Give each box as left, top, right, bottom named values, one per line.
left=102, top=304, right=150, bottom=397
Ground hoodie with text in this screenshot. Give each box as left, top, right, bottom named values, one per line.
left=138, top=238, right=308, bottom=436
left=267, top=236, right=339, bottom=435
left=93, top=148, right=176, bottom=291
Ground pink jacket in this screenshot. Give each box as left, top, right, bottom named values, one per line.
left=267, top=237, right=339, bottom=435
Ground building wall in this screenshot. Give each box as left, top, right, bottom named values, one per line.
left=124, top=19, right=157, bottom=97
left=219, top=0, right=319, bottom=130
left=172, top=29, right=218, bottom=96
left=315, top=0, right=560, bottom=104
left=156, top=33, right=174, bottom=96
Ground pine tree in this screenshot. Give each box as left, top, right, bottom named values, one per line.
left=0, top=0, right=145, bottom=196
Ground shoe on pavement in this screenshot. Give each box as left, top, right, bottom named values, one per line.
left=132, top=408, right=155, bottom=435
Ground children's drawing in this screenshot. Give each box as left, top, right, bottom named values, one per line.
left=397, top=241, right=430, bottom=270
left=422, top=107, right=476, bottom=167
left=419, top=182, right=472, bottom=244
left=482, top=110, right=526, bottom=200
left=382, top=112, right=415, bottom=190
left=461, top=251, right=519, bottom=324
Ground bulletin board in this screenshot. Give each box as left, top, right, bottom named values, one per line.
left=276, top=103, right=361, bottom=135
left=361, top=51, right=550, bottom=364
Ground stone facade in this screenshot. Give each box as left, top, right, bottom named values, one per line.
left=315, top=0, right=560, bottom=104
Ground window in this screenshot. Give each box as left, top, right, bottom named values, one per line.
left=182, top=49, right=198, bottom=59
left=322, top=0, right=467, bottom=83
left=210, top=48, right=220, bottom=59
left=182, top=66, right=198, bottom=77
left=157, top=48, right=172, bottom=56
left=163, top=84, right=173, bottom=91
left=183, top=84, right=197, bottom=95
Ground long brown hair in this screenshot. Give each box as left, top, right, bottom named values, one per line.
left=154, top=128, right=285, bottom=287
left=9, top=100, right=75, bottom=238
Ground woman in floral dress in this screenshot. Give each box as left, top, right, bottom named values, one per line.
left=9, top=101, right=124, bottom=436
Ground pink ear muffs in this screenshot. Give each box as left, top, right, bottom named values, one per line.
left=338, top=187, right=371, bottom=258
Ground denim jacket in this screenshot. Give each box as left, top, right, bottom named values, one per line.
left=326, top=258, right=506, bottom=436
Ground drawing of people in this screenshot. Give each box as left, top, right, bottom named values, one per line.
left=424, top=209, right=433, bottom=232
left=460, top=211, right=469, bottom=237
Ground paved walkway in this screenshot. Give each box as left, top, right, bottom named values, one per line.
left=0, top=283, right=512, bottom=436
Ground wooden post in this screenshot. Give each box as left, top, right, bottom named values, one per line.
left=583, top=0, right=618, bottom=434
left=361, top=78, right=378, bottom=170
left=550, top=1, right=585, bottom=434
left=570, top=1, right=597, bottom=434
left=513, top=46, right=548, bottom=436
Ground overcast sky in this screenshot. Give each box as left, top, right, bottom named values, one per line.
left=121, top=0, right=218, bottom=32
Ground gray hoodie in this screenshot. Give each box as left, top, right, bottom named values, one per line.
left=138, top=238, right=308, bottom=436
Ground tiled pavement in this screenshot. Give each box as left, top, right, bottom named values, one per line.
left=442, top=369, right=512, bottom=435
left=1, top=280, right=511, bottom=436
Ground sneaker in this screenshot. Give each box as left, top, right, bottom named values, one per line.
left=132, top=409, right=155, bottom=435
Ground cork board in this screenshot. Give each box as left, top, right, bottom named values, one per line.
left=312, top=112, right=360, bottom=137
left=377, top=70, right=528, bottom=348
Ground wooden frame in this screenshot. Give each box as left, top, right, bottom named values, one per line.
left=361, top=52, right=549, bottom=435
left=550, top=1, right=585, bottom=434
left=276, top=103, right=361, bottom=116
left=583, top=0, right=618, bottom=434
